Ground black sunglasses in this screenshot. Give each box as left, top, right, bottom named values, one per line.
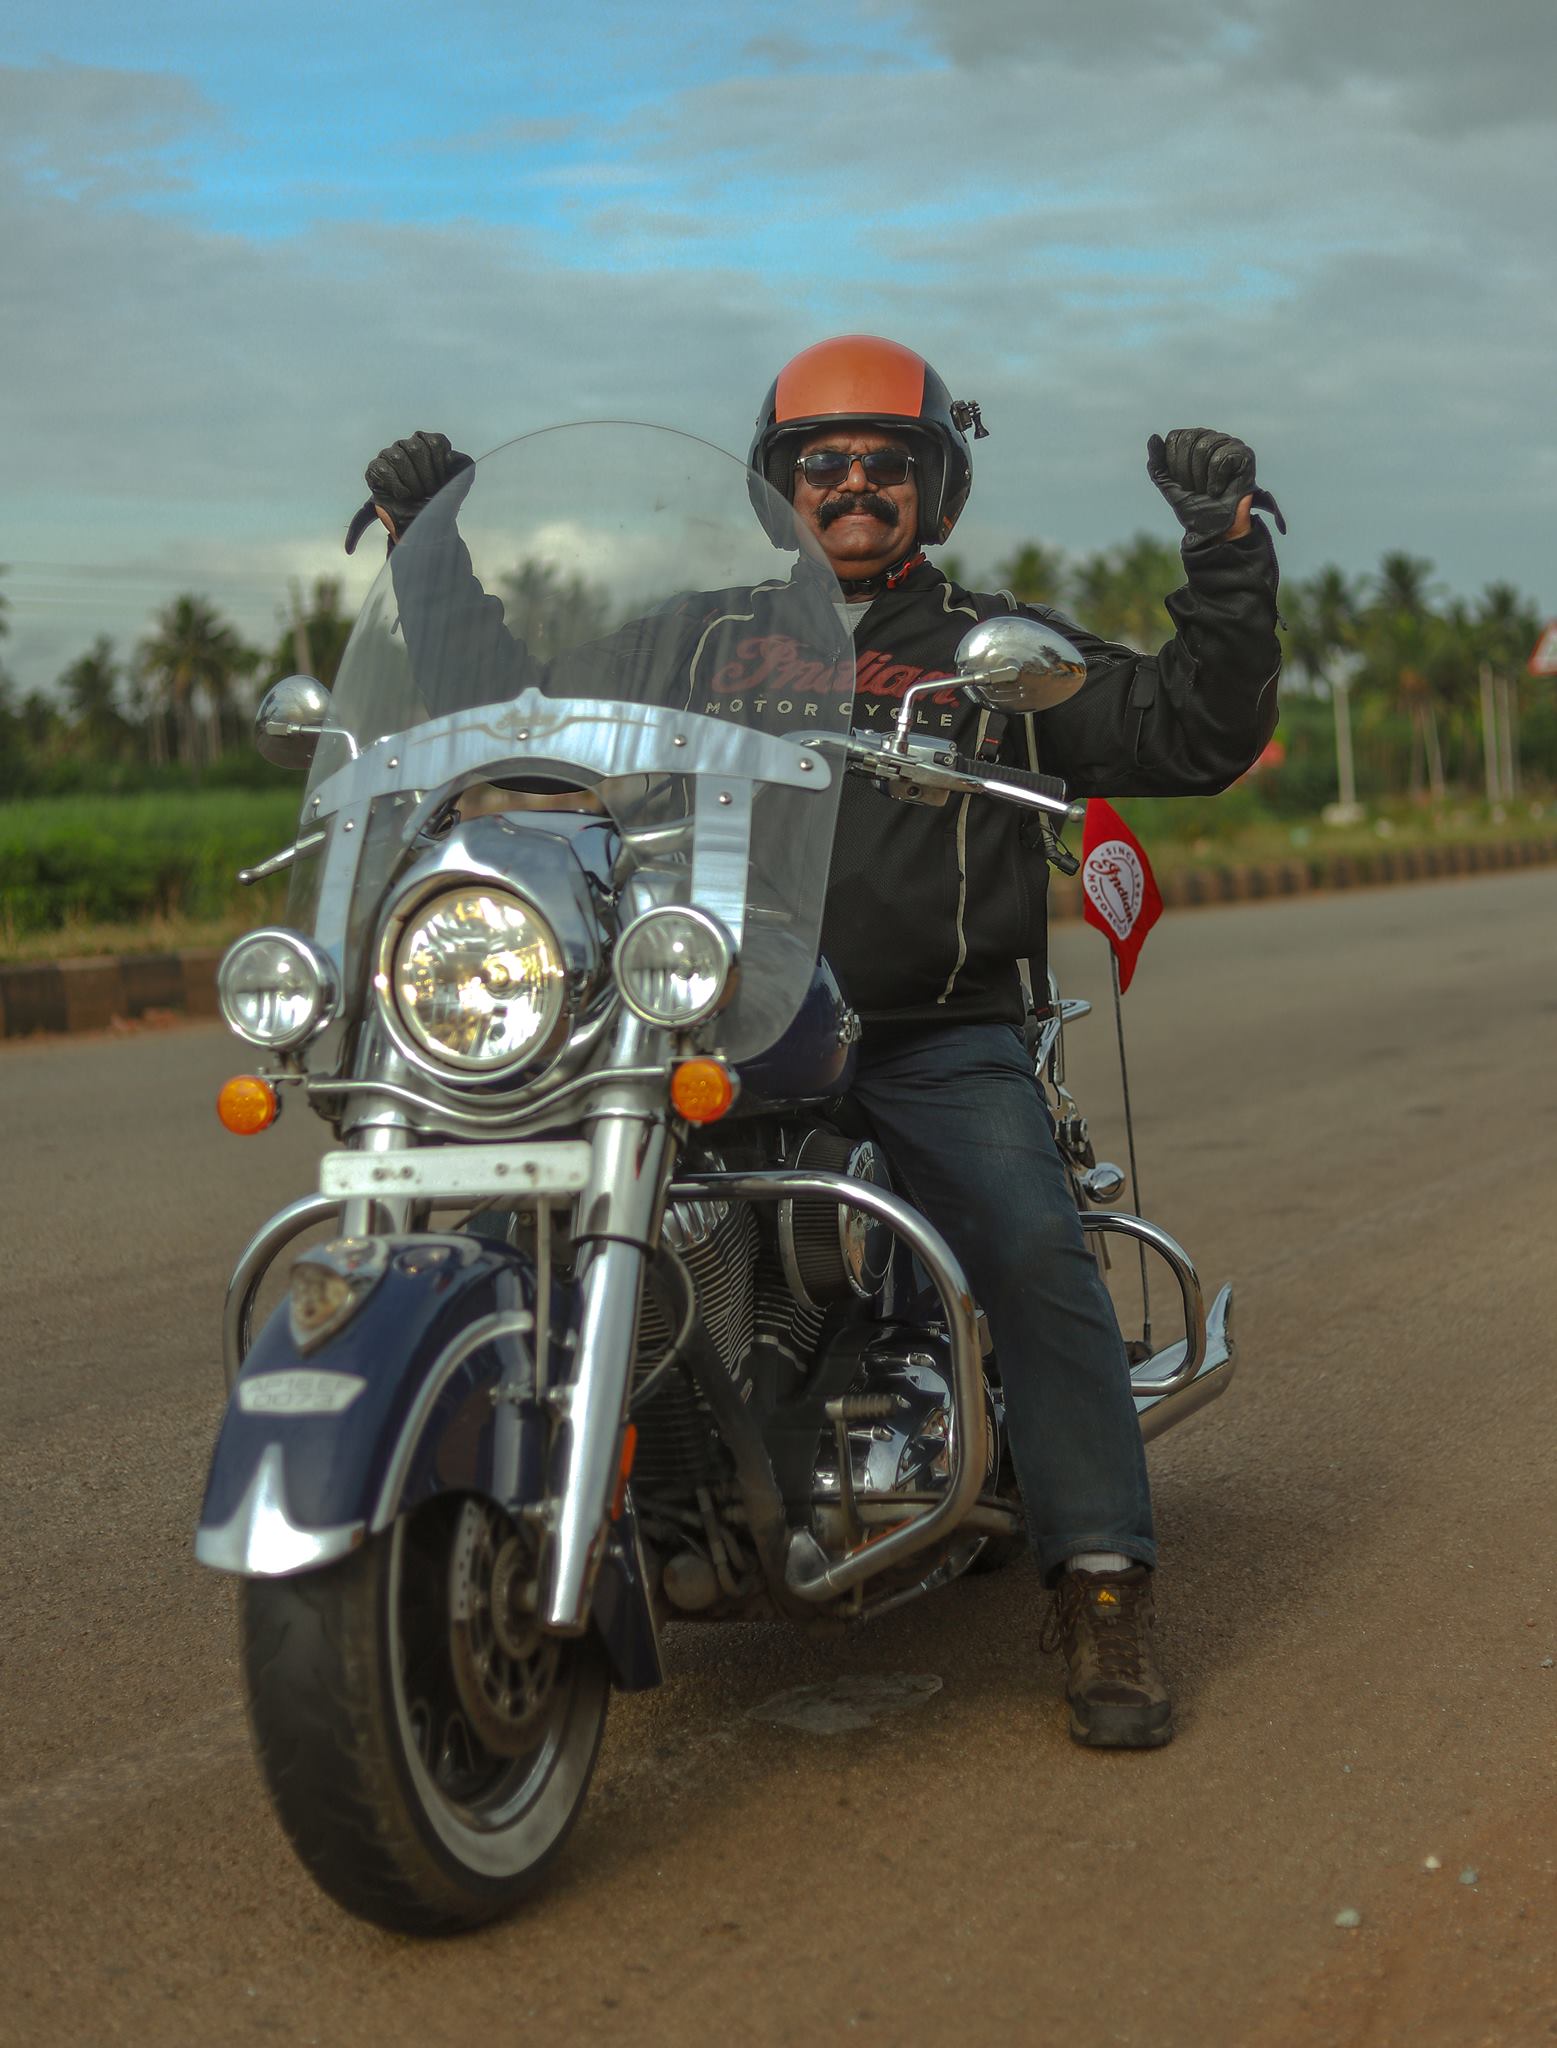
left=793, top=447, right=916, bottom=489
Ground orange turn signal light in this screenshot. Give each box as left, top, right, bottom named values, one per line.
left=217, top=1074, right=280, bottom=1136
left=670, top=1057, right=736, bottom=1124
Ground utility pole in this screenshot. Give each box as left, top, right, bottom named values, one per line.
left=1497, top=671, right=1519, bottom=800
left=1323, top=657, right=1363, bottom=825
left=1480, top=660, right=1503, bottom=805
left=1333, top=672, right=1358, bottom=810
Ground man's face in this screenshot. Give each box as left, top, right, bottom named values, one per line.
left=789, top=425, right=920, bottom=580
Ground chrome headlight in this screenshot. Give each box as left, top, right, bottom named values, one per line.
left=218, top=928, right=337, bottom=1049
left=382, top=884, right=567, bottom=1073
left=613, top=906, right=736, bottom=1028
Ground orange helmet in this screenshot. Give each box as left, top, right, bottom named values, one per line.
left=747, top=334, right=986, bottom=549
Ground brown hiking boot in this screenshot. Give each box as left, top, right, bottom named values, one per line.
left=1040, top=1565, right=1174, bottom=1749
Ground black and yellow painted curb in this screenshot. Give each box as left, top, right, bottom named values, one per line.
left=0, top=950, right=223, bottom=1040
left=4, top=835, right=1556, bottom=1039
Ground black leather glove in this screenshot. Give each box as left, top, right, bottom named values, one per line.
left=1146, top=427, right=1286, bottom=542
left=344, top=430, right=474, bottom=554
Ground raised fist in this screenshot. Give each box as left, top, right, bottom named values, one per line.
left=345, top=430, right=474, bottom=554
left=1146, top=428, right=1285, bottom=542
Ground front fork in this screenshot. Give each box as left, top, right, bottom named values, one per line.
left=541, top=1015, right=671, bottom=1633
left=329, top=1015, right=672, bottom=1635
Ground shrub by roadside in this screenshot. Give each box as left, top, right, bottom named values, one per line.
left=1, top=790, right=300, bottom=941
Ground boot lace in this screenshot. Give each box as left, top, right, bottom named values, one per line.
left=1040, top=1573, right=1148, bottom=1685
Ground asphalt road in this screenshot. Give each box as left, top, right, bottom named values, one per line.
left=3, top=871, right=1554, bottom=2048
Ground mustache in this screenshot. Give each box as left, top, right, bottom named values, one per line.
left=816, top=492, right=899, bottom=529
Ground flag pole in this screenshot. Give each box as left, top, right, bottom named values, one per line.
left=1110, top=950, right=1152, bottom=1352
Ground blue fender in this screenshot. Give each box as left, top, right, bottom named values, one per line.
left=194, top=1232, right=662, bottom=1691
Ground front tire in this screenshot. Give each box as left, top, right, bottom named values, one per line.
left=240, top=1496, right=609, bottom=1935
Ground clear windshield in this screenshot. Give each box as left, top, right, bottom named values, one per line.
left=286, top=423, right=855, bottom=1063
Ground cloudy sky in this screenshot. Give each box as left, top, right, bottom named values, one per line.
left=4, top=0, right=1554, bottom=695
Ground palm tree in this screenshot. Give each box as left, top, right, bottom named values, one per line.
left=1472, top=582, right=1541, bottom=799
left=994, top=541, right=1069, bottom=609
left=136, top=595, right=254, bottom=769
left=1361, top=553, right=1445, bottom=800
left=1069, top=533, right=1183, bottom=649
left=498, top=560, right=615, bottom=661
left=1286, top=569, right=1360, bottom=815
left=262, top=577, right=355, bottom=695
left=1474, top=581, right=1540, bottom=672
left=1285, top=566, right=1361, bottom=814
left=59, top=637, right=131, bottom=761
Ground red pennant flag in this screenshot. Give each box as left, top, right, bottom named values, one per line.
left=1080, top=798, right=1163, bottom=994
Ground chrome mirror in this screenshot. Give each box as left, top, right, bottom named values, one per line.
left=255, top=675, right=337, bottom=769
left=953, top=617, right=1087, bottom=716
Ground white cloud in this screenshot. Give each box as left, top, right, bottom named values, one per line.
left=2, top=24, right=1553, bottom=698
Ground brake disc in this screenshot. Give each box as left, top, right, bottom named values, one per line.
left=447, top=1499, right=562, bottom=1757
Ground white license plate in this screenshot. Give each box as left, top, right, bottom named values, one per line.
left=321, top=1141, right=593, bottom=1202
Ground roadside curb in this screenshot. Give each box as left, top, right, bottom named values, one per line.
left=5, top=836, right=1557, bottom=1039
left=1047, top=832, right=1557, bottom=923
left=0, top=950, right=222, bottom=1040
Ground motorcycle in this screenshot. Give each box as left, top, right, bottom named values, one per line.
left=196, top=423, right=1236, bottom=1934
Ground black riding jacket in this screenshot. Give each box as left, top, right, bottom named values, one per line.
left=820, top=528, right=1281, bottom=1028
left=392, top=507, right=1281, bottom=1033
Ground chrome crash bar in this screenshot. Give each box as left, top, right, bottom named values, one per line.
left=671, top=1169, right=984, bottom=1604
left=1135, top=1284, right=1234, bottom=1442
left=1078, top=1211, right=1208, bottom=1399
left=222, top=1193, right=341, bottom=1390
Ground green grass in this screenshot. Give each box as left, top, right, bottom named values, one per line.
left=0, top=789, right=301, bottom=953
left=2, top=786, right=1553, bottom=965
left=1108, top=792, right=1555, bottom=875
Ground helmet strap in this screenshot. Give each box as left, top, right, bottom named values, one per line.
left=837, top=549, right=927, bottom=599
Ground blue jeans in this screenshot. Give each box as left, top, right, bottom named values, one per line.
left=845, top=1021, right=1155, bottom=1584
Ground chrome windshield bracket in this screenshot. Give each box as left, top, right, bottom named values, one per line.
left=690, top=777, right=753, bottom=952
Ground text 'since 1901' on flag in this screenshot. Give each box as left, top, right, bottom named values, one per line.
left=1079, top=798, right=1163, bottom=994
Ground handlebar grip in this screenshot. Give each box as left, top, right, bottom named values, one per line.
left=956, top=756, right=1071, bottom=806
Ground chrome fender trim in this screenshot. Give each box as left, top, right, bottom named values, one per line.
left=194, top=1442, right=365, bottom=1577
left=369, top=1308, right=536, bottom=1529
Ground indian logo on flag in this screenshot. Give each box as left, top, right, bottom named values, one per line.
left=1080, top=799, right=1163, bottom=993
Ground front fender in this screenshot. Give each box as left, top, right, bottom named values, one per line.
left=195, top=1231, right=662, bottom=1689
left=197, top=1233, right=561, bottom=1576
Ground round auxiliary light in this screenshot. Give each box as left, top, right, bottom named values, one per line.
left=217, top=928, right=337, bottom=1050
left=613, top=907, right=736, bottom=1029
left=387, top=884, right=567, bottom=1072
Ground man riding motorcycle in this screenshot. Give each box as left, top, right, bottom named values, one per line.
left=349, top=334, right=1283, bottom=1747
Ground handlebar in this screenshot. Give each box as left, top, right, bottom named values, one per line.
left=819, top=734, right=1074, bottom=821
left=957, top=757, right=1070, bottom=809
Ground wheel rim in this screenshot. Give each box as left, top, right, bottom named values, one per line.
left=386, top=1497, right=592, bottom=1875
